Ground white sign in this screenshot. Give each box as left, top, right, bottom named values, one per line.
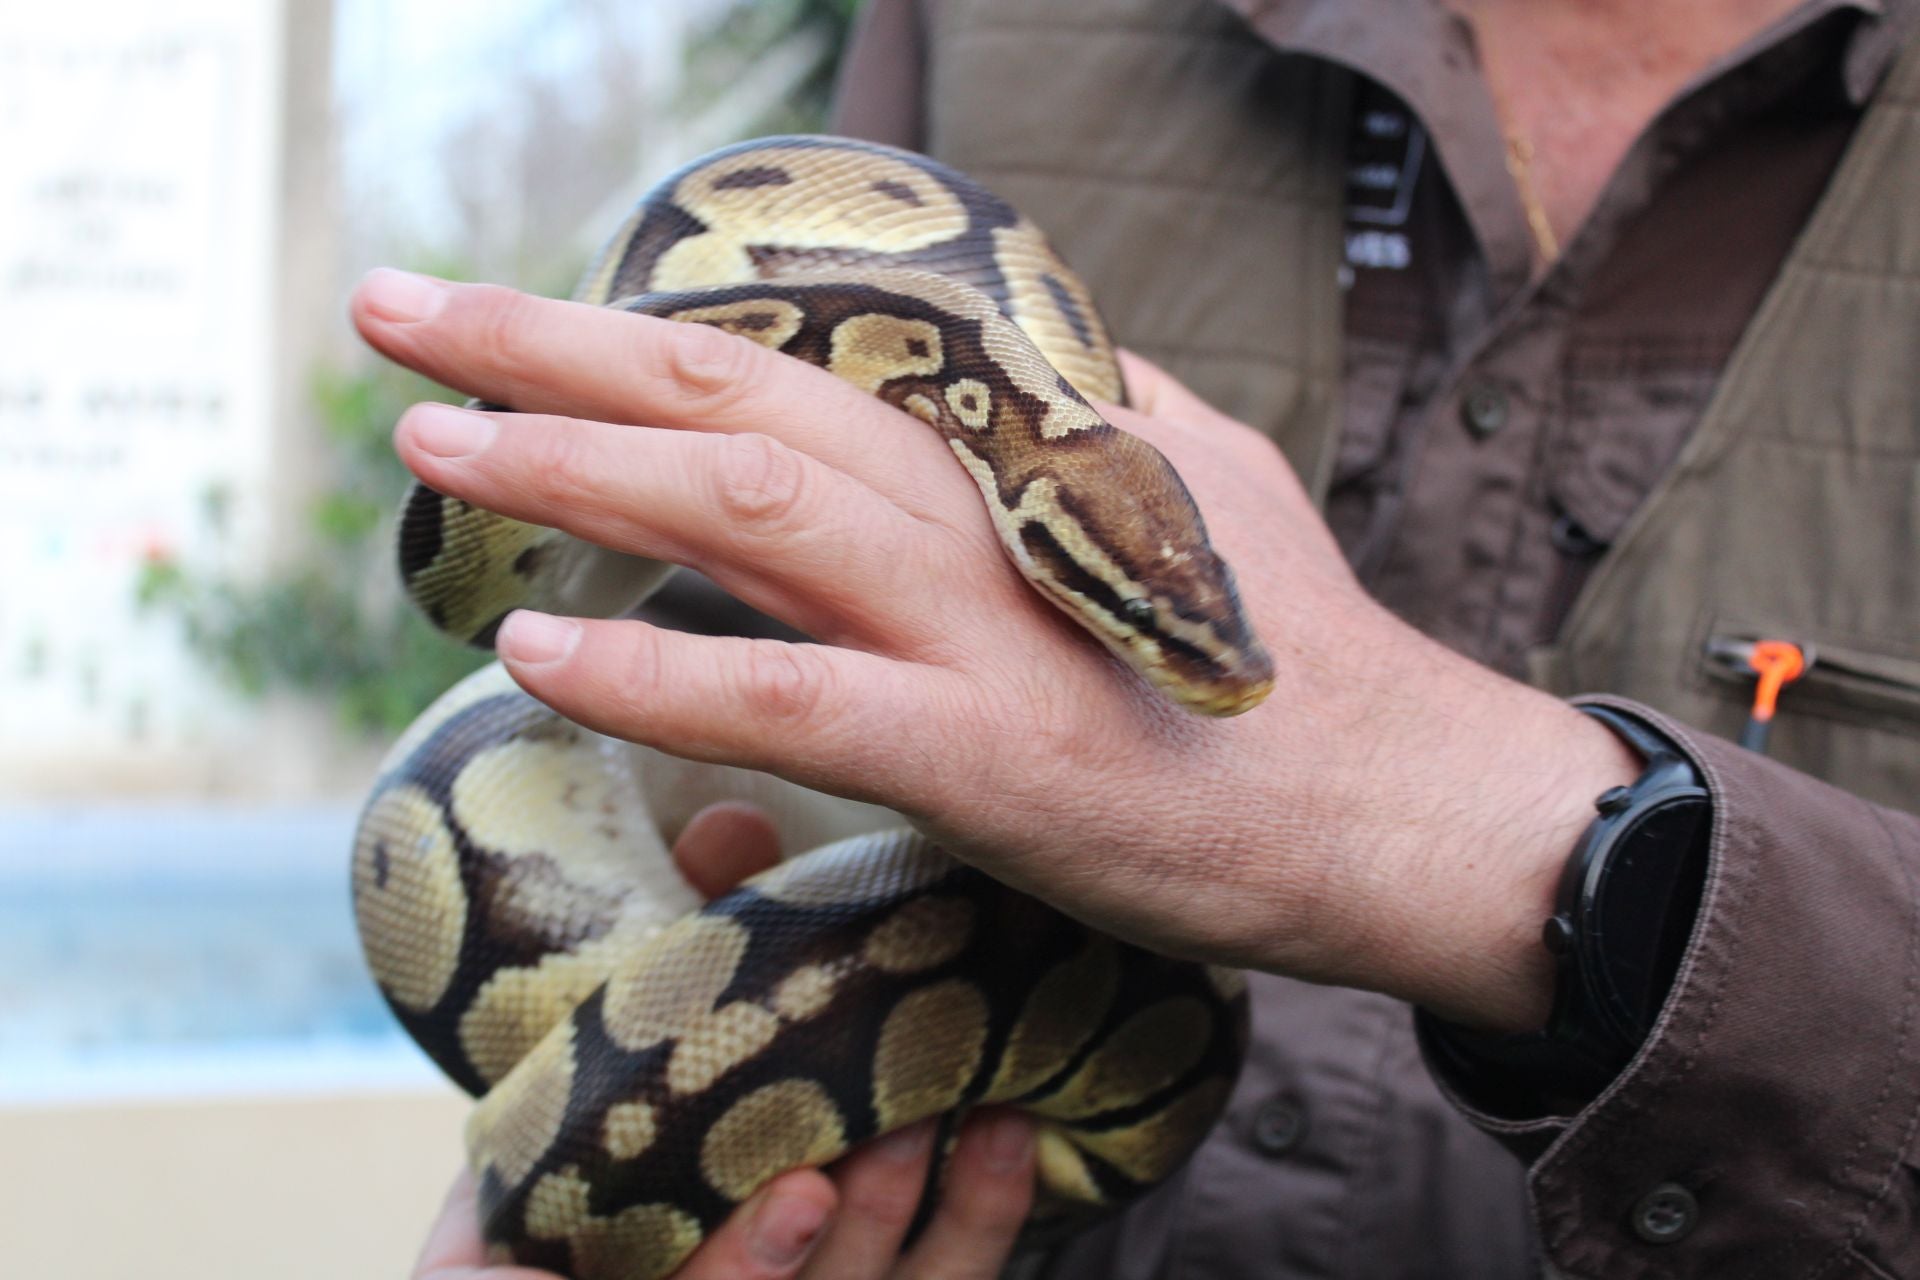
left=0, top=1, right=287, bottom=782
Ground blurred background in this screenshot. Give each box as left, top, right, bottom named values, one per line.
left=0, top=1, right=857, bottom=1273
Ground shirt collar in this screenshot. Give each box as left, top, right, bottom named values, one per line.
left=1211, top=0, right=1911, bottom=300
left=1843, top=0, right=1917, bottom=102
left=1212, top=0, right=1909, bottom=104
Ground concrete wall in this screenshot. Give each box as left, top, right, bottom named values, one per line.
left=0, top=0, right=363, bottom=803
left=0, top=1089, right=469, bottom=1278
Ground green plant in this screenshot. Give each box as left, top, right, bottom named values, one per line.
left=138, top=360, right=491, bottom=737
left=140, top=2, right=867, bottom=739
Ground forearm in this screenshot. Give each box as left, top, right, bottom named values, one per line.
left=1311, top=629, right=1641, bottom=1033
left=1189, top=605, right=1639, bottom=1032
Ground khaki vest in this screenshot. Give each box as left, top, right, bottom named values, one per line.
left=923, top=0, right=1920, bottom=812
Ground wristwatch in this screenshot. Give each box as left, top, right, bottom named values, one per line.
left=1422, top=704, right=1713, bottom=1110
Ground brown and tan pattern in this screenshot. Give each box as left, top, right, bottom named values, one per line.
left=870, top=980, right=991, bottom=1129
left=353, top=785, right=468, bottom=1014
left=862, top=895, right=975, bottom=972
left=700, top=1079, right=848, bottom=1203
left=355, top=692, right=1250, bottom=1276
left=357, top=136, right=1258, bottom=1280
left=395, top=134, right=1273, bottom=716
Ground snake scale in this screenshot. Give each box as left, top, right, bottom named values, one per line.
left=354, top=136, right=1269, bottom=1279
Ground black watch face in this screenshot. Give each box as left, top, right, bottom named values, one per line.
left=1585, top=793, right=1711, bottom=1041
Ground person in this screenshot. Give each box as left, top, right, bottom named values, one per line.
left=361, top=0, right=1920, bottom=1276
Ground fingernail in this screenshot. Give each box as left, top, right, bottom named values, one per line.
left=982, top=1114, right=1034, bottom=1173
left=360, top=267, right=447, bottom=324
left=498, top=611, right=580, bottom=666
left=408, top=403, right=495, bottom=459
left=747, top=1191, right=827, bottom=1269
left=874, top=1119, right=936, bottom=1164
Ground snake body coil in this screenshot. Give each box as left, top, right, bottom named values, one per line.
left=356, top=137, right=1262, bottom=1279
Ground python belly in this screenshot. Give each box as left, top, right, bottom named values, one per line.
left=355, top=136, right=1262, bottom=1280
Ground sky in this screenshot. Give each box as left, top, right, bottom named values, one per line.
left=331, top=0, right=713, bottom=250
left=0, top=0, right=751, bottom=802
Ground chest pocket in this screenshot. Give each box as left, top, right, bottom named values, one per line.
left=1534, top=39, right=1920, bottom=819
left=1689, top=621, right=1920, bottom=813
left=1700, top=623, right=1920, bottom=730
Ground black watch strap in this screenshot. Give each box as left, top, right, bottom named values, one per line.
left=1422, top=705, right=1713, bottom=1112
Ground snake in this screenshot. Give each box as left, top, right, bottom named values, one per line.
left=354, top=136, right=1268, bottom=1280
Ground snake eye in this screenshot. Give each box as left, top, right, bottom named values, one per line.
left=1122, top=597, right=1157, bottom=627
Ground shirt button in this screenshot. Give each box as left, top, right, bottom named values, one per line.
left=1250, top=1095, right=1307, bottom=1156
left=1631, top=1182, right=1699, bottom=1245
left=1550, top=511, right=1608, bottom=558
left=1460, top=382, right=1510, bottom=437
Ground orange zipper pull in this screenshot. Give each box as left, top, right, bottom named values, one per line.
left=1739, top=639, right=1808, bottom=753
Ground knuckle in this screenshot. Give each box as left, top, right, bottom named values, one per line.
left=1221, top=417, right=1279, bottom=469
left=968, top=1148, right=1035, bottom=1222
left=712, top=432, right=810, bottom=535
left=941, top=1178, right=1029, bottom=1241
left=610, top=626, right=669, bottom=717
left=466, top=284, right=539, bottom=380
left=986, top=673, right=1088, bottom=781
left=1020, top=671, right=1086, bottom=748
left=651, top=318, right=759, bottom=411
left=525, top=421, right=605, bottom=511
left=733, top=640, right=832, bottom=726
left=840, top=1167, right=920, bottom=1225
left=897, top=681, right=999, bottom=821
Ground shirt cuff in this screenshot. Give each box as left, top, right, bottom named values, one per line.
left=1418, top=696, right=1920, bottom=1277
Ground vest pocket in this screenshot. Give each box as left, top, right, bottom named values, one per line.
left=1700, top=624, right=1920, bottom=732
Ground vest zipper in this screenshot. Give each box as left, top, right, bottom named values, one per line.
left=1702, top=629, right=1920, bottom=731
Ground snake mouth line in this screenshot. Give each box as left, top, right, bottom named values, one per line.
left=1017, top=519, right=1266, bottom=713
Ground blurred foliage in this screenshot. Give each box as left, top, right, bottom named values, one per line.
left=138, top=358, right=490, bottom=737
left=680, top=0, right=863, bottom=135
left=140, top=1, right=866, bottom=739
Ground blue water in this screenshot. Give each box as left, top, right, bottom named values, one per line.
left=0, top=807, right=440, bottom=1102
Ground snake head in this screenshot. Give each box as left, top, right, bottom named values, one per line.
left=1005, top=432, right=1276, bottom=717
left=1113, top=545, right=1276, bottom=718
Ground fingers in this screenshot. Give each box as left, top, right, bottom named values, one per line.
left=413, top=1121, right=1026, bottom=1280
left=797, top=1120, right=938, bottom=1278
left=495, top=613, right=974, bottom=817
left=671, top=801, right=783, bottom=900
left=895, top=1111, right=1036, bottom=1280
left=799, top=1113, right=1032, bottom=1280
left=1107, top=352, right=1291, bottom=480
left=1115, top=348, right=1238, bottom=430
left=394, top=402, right=966, bottom=651
left=670, top=1116, right=1021, bottom=1280
left=353, top=270, right=968, bottom=517
left=672, top=1171, right=838, bottom=1280
left=413, top=1169, right=567, bottom=1280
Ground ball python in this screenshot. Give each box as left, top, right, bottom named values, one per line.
left=355, top=136, right=1265, bottom=1280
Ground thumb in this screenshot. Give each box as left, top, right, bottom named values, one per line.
left=671, top=801, right=784, bottom=900
left=1115, top=348, right=1239, bottom=429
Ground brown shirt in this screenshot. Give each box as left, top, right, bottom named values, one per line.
left=1326, top=19, right=1863, bottom=676
left=823, top=2, right=1920, bottom=1278
left=840, top=0, right=1887, bottom=679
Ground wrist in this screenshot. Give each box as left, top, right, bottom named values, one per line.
left=1330, top=644, right=1642, bottom=1030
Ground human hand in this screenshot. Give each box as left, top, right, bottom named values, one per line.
left=412, top=803, right=1036, bottom=1280
left=353, top=269, right=1637, bottom=1031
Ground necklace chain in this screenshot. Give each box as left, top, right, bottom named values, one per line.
left=1502, top=131, right=1561, bottom=267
